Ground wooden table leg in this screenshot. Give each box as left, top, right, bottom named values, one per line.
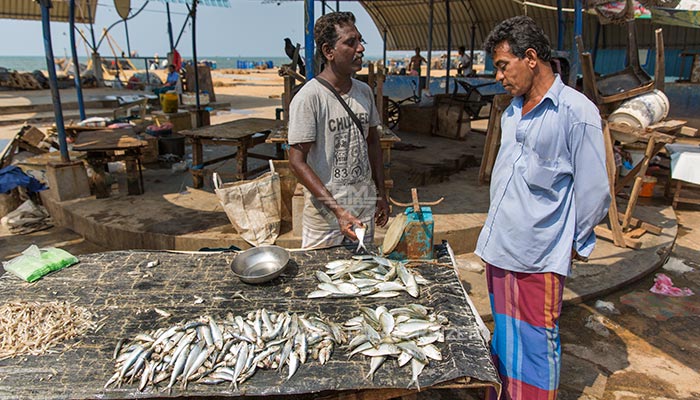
left=237, top=141, right=248, bottom=180
left=622, top=137, right=656, bottom=230
left=191, top=138, right=203, bottom=188
left=124, top=151, right=143, bottom=195
left=603, top=123, right=625, bottom=247
left=673, top=180, right=682, bottom=208
left=87, top=153, right=110, bottom=199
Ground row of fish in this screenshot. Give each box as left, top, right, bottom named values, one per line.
left=105, top=310, right=345, bottom=393
left=308, top=256, right=429, bottom=299
left=343, top=304, right=448, bottom=389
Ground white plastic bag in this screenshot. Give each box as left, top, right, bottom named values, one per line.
left=213, top=161, right=281, bottom=246
left=0, top=199, right=52, bottom=234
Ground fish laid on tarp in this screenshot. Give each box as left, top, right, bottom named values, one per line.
left=342, top=304, right=449, bottom=389
left=307, top=256, right=429, bottom=299
left=105, top=310, right=346, bottom=393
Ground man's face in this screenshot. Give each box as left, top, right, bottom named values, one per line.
left=326, top=23, right=364, bottom=74
left=492, top=41, right=534, bottom=97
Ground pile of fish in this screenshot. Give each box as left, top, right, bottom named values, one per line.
left=0, top=301, right=95, bottom=361
left=308, top=256, right=430, bottom=299
left=105, top=310, right=346, bottom=393
left=343, top=304, right=448, bottom=389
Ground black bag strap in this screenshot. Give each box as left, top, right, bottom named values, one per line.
left=315, top=77, right=364, bottom=135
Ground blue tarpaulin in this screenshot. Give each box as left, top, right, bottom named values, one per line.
left=0, top=166, right=47, bottom=194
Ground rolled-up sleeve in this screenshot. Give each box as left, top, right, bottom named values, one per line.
left=571, top=121, right=611, bottom=257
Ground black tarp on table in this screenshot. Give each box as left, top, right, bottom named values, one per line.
left=0, top=246, right=499, bottom=399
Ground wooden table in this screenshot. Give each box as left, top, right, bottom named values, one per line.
left=0, top=247, right=500, bottom=399
left=180, top=118, right=284, bottom=188
left=72, top=129, right=147, bottom=198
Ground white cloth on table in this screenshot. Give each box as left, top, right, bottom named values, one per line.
left=666, top=143, right=700, bottom=185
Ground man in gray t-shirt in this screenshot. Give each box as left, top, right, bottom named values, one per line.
left=288, top=11, right=389, bottom=249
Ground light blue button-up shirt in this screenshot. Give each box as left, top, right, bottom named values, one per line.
left=475, top=75, right=611, bottom=276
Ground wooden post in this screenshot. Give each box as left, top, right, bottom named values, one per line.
left=376, top=67, right=385, bottom=124
left=655, top=28, right=665, bottom=92
left=622, top=136, right=656, bottom=229
left=602, top=122, right=625, bottom=246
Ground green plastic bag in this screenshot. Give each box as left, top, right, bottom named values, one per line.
left=3, top=245, right=79, bottom=282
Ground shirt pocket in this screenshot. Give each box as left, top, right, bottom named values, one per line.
left=523, top=149, right=565, bottom=196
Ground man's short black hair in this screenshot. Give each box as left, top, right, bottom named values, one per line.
left=483, top=16, right=551, bottom=62
left=314, top=11, right=356, bottom=62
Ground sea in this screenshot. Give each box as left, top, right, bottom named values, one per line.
left=0, top=55, right=383, bottom=72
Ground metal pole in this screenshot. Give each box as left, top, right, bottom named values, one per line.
left=69, top=0, right=86, bottom=121
left=304, top=0, right=315, bottom=81
left=445, top=0, right=451, bottom=94
left=557, top=0, right=564, bottom=51
left=124, top=19, right=131, bottom=57
left=336, top=0, right=339, bottom=11
left=469, top=24, right=475, bottom=72
left=322, top=0, right=326, bottom=15
left=572, top=0, right=582, bottom=87
left=39, top=0, right=70, bottom=162
left=426, top=0, right=434, bottom=92
left=86, top=0, right=97, bottom=49
left=166, top=3, right=174, bottom=52
left=382, top=28, right=387, bottom=68
left=191, top=0, right=201, bottom=126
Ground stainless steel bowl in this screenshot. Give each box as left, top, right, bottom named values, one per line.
left=230, top=245, right=290, bottom=284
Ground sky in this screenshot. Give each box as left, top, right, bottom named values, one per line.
left=0, top=0, right=392, bottom=58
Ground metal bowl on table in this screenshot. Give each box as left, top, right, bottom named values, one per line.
left=230, top=245, right=290, bottom=284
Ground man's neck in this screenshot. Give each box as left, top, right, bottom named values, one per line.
left=522, top=67, right=555, bottom=113
left=318, top=68, right=353, bottom=94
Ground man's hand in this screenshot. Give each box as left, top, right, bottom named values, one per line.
left=375, top=196, right=389, bottom=227
left=571, top=248, right=588, bottom=262
left=336, top=208, right=362, bottom=241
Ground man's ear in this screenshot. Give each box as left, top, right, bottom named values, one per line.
left=322, top=43, right=334, bottom=62
left=524, top=48, right=538, bottom=67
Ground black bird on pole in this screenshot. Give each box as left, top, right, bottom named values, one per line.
left=284, top=38, right=306, bottom=76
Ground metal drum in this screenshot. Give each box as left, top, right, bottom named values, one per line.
left=609, top=90, right=670, bottom=141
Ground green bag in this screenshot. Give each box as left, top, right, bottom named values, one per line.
left=3, top=245, right=79, bottom=282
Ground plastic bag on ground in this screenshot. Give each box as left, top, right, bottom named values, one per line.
left=0, top=199, right=52, bottom=234
left=649, top=273, right=694, bottom=297
left=3, top=245, right=79, bottom=282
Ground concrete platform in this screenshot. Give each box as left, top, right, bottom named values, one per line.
left=31, top=126, right=676, bottom=319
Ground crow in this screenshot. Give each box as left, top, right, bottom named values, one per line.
left=284, top=38, right=306, bottom=76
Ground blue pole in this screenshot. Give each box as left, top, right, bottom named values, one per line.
left=557, top=0, right=564, bottom=51
left=69, top=0, right=86, bottom=121
left=572, top=0, right=583, bottom=87
left=382, top=28, right=387, bottom=68
left=445, top=0, right=451, bottom=95
left=166, top=3, right=174, bottom=52
left=304, top=0, right=315, bottom=81
left=39, top=0, right=70, bottom=163
left=191, top=0, right=201, bottom=126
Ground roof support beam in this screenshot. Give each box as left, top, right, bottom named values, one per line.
left=305, top=0, right=315, bottom=81
left=69, top=0, right=86, bottom=121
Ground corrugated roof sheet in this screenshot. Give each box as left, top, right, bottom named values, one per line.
left=0, top=0, right=96, bottom=23
left=155, top=0, right=231, bottom=7
left=359, top=0, right=700, bottom=50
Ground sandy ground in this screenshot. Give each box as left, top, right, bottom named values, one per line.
left=1, top=69, right=699, bottom=400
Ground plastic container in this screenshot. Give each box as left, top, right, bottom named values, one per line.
left=158, top=134, right=185, bottom=156
left=639, top=176, right=657, bottom=197
left=160, top=92, right=178, bottom=113
left=608, top=89, right=670, bottom=132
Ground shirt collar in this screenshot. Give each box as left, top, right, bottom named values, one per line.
left=514, top=73, right=564, bottom=110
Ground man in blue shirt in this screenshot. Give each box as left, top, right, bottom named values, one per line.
left=476, top=16, right=610, bottom=400
left=155, top=64, right=179, bottom=95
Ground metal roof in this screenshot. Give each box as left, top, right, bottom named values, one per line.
left=358, top=0, right=700, bottom=51
left=0, top=0, right=96, bottom=23
left=155, top=0, right=231, bottom=7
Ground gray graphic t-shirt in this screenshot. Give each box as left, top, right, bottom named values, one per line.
left=288, top=78, right=381, bottom=230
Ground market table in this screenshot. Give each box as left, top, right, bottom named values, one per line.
left=0, top=246, right=500, bottom=399
left=180, top=118, right=284, bottom=188
left=72, top=129, right=148, bottom=198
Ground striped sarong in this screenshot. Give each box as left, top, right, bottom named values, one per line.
left=485, top=263, right=565, bottom=400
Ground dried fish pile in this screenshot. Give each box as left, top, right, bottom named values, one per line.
left=343, top=304, right=448, bottom=389
left=106, top=310, right=346, bottom=393
left=0, top=301, right=95, bottom=361
left=308, top=256, right=430, bottom=299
